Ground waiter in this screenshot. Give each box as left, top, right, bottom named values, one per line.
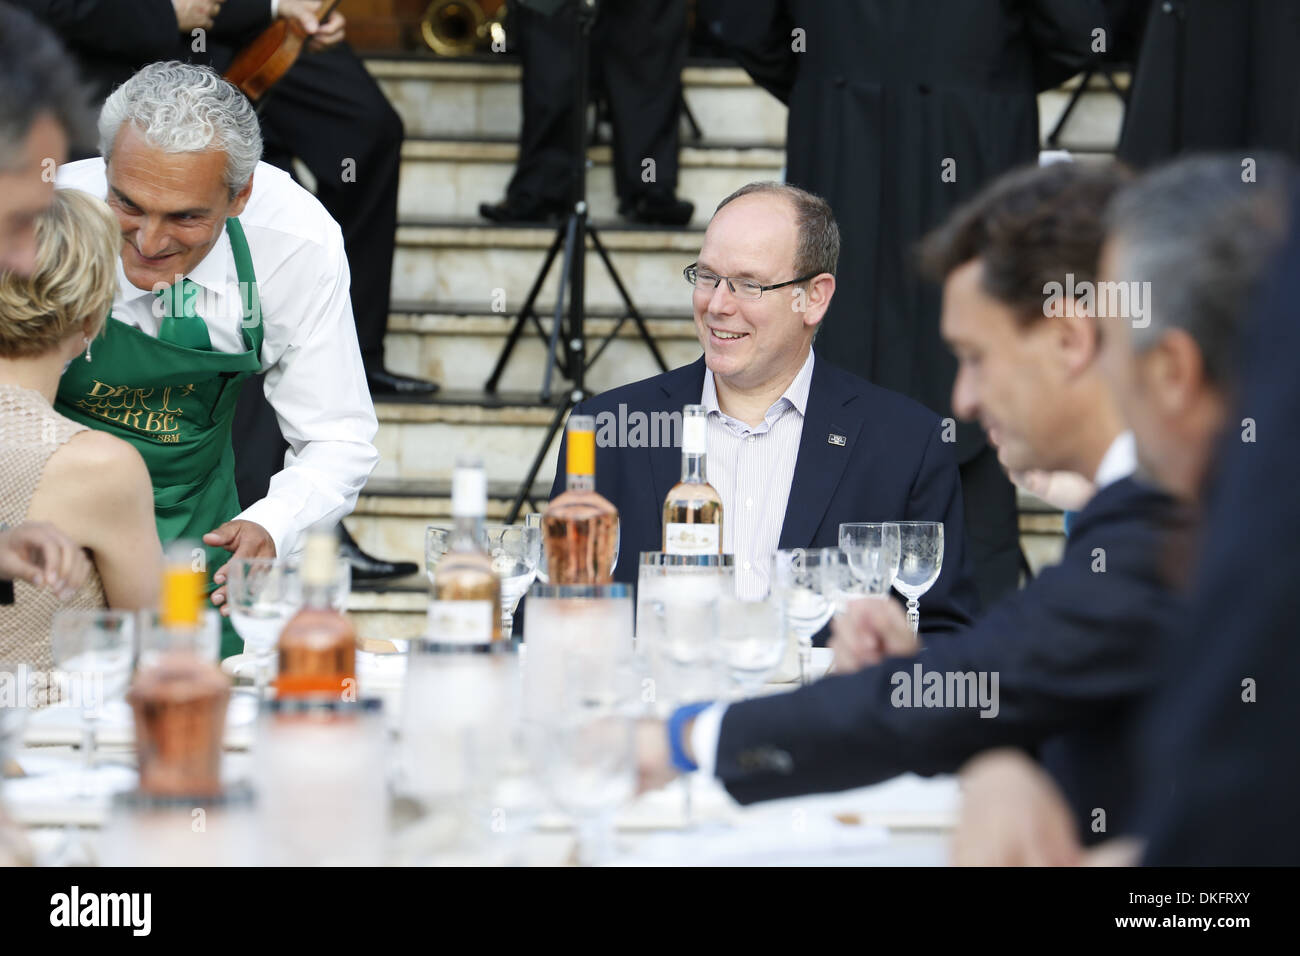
left=54, top=61, right=379, bottom=655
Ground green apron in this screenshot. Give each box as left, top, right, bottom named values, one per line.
left=55, top=218, right=263, bottom=658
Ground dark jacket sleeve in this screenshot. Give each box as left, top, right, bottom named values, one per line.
left=1023, top=0, right=1113, bottom=91
left=696, top=0, right=797, bottom=104
left=16, top=0, right=179, bottom=60
left=714, top=491, right=1176, bottom=804
left=905, top=424, right=980, bottom=637
left=210, top=0, right=274, bottom=42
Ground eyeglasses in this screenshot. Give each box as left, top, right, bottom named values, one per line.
left=683, top=263, right=818, bottom=300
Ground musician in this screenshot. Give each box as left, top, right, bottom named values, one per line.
left=549, top=181, right=979, bottom=634
left=635, top=163, right=1203, bottom=841
left=952, top=156, right=1297, bottom=866
left=54, top=62, right=379, bottom=656
left=480, top=0, right=695, bottom=226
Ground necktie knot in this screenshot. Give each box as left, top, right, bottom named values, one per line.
left=156, top=278, right=211, bottom=350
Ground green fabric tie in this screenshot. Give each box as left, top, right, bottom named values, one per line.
left=156, top=278, right=212, bottom=350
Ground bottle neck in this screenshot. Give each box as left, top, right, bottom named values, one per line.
left=301, top=581, right=339, bottom=610
left=452, top=512, right=485, bottom=547
left=680, top=451, right=706, bottom=483
left=567, top=472, right=595, bottom=493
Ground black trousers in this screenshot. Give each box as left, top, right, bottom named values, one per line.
left=957, top=442, right=1023, bottom=610
left=233, top=43, right=403, bottom=509
left=508, top=0, right=687, bottom=207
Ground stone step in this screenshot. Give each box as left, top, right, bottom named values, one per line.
left=391, top=221, right=704, bottom=312
left=367, top=59, right=789, bottom=147
left=381, top=302, right=702, bottom=393
left=398, top=139, right=784, bottom=227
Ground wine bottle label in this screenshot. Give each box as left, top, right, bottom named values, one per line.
left=682, top=415, right=707, bottom=454
left=427, top=600, right=494, bottom=644
left=664, top=522, right=720, bottom=555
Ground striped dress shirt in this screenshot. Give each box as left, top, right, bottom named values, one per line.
left=699, top=349, right=815, bottom=599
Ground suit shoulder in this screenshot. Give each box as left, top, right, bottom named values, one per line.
left=820, top=361, right=943, bottom=431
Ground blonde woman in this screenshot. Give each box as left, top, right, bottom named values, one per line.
left=0, top=188, right=161, bottom=666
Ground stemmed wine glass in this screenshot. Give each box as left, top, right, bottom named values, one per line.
left=838, top=522, right=901, bottom=597
left=482, top=524, right=539, bottom=638
left=893, top=521, right=944, bottom=636
left=771, top=548, right=850, bottom=684
left=49, top=609, right=136, bottom=781
left=225, top=557, right=303, bottom=702
left=524, top=512, right=547, bottom=583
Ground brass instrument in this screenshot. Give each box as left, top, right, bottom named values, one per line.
left=421, top=0, right=507, bottom=56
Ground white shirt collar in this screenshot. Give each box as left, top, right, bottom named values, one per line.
left=1094, top=430, right=1138, bottom=489
left=701, top=348, right=816, bottom=423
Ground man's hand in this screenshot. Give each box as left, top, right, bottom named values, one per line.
left=828, top=595, right=917, bottom=674
left=636, top=718, right=681, bottom=794
left=952, top=748, right=1084, bottom=866
left=1008, top=469, right=1097, bottom=513
left=204, top=520, right=276, bottom=615
left=173, top=0, right=223, bottom=31
left=0, top=522, right=91, bottom=601
left=279, top=0, right=346, bottom=51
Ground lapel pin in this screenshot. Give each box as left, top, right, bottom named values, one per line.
left=828, top=433, right=846, bottom=446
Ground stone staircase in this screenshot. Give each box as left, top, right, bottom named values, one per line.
left=343, top=56, right=1128, bottom=639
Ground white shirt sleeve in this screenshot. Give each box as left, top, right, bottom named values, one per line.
left=688, top=702, right=728, bottom=779
left=235, top=220, right=379, bottom=557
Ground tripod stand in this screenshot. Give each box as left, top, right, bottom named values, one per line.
left=486, top=0, right=669, bottom=524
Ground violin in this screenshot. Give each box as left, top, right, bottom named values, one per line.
left=224, top=0, right=344, bottom=103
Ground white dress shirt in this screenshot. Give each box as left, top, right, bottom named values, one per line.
left=701, top=348, right=814, bottom=599
left=57, top=159, right=379, bottom=557
left=1094, top=430, right=1137, bottom=489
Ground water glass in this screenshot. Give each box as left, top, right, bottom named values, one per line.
left=224, top=557, right=302, bottom=700
left=49, top=609, right=136, bottom=773
left=894, top=521, right=944, bottom=636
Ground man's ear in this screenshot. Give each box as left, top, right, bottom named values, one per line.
left=801, top=273, right=836, bottom=331
left=227, top=172, right=254, bottom=218
left=1056, top=299, right=1101, bottom=377
left=1147, top=328, right=1207, bottom=414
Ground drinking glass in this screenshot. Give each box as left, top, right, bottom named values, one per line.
left=771, top=548, right=850, bottom=684
left=49, top=609, right=135, bottom=776
left=893, top=521, right=944, bottom=636
left=539, top=653, right=636, bottom=866
left=635, top=553, right=731, bottom=713
left=425, top=526, right=452, bottom=585
left=483, top=524, right=539, bottom=637
left=524, top=512, right=547, bottom=583
left=718, top=591, right=786, bottom=698
left=838, top=522, right=902, bottom=596
left=225, top=557, right=302, bottom=701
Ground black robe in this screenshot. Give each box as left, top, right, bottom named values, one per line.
left=1117, top=0, right=1300, bottom=167
left=697, top=0, right=1107, bottom=459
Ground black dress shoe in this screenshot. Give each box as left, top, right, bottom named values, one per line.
left=366, top=367, right=440, bottom=396
left=621, top=194, right=694, bottom=227
left=339, top=525, right=418, bottom=582
left=479, top=195, right=567, bottom=224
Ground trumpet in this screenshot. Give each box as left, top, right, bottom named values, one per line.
left=421, top=0, right=507, bottom=56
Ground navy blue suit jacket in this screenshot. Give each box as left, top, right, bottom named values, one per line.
left=715, top=475, right=1194, bottom=842
left=547, top=354, right=980, bottom=637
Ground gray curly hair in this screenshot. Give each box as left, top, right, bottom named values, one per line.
left=98, top=61, right=262, bottom=195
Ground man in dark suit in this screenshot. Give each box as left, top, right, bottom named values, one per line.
left=699, top=0, right=1111, bottom=610
left=548, top=180, right=979, bottom=637
left=636, top=161, right=1214, bottom=842
left=952, top=156, right=1297, bottom=866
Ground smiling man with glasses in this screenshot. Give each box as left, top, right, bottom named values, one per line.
left=550, top=180, right=979, bottom=635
